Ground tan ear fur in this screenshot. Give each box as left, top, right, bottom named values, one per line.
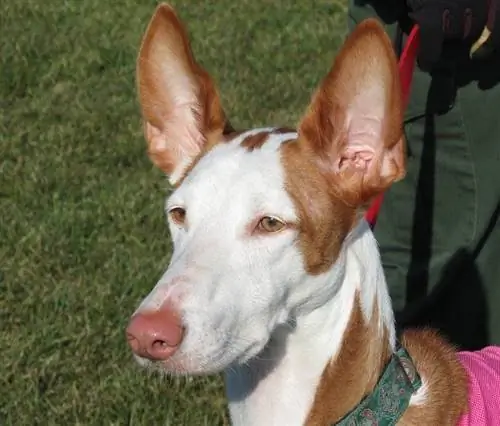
left=298, top=18, right=406, bottom=207
left=137, top=4, right=228, bottom=183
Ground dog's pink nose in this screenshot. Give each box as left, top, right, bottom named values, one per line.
left=126, top=306, right=184, bottom=361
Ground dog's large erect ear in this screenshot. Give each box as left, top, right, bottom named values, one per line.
left=137, top=4, right=228, bottom=184
left=298, top=19, right=406, bottom=207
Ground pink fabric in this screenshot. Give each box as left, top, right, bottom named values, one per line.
left=457, top=346, right=500, bottom=425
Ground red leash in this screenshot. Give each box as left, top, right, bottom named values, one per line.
left=365, top=25, right=420, bottom=229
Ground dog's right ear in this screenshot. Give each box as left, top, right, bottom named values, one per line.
left=137, top=4, right=229, bottom=185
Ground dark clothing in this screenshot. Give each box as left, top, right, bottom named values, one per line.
left=349, top=0, right=500, bottom=349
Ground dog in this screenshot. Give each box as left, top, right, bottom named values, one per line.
left=126, top=4, right=500, bottom=425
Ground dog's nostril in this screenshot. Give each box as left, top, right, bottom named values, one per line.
left=153, top=339, right=174, bottom=348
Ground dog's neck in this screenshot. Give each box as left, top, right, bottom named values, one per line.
left=224, top=220, right=397, bottom=426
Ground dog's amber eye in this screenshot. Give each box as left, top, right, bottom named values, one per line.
left=257, top=216, right=286, bottom=233
left=169, top=207, right=186, bottom=226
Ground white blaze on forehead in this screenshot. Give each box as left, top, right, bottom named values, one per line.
left=140, top=128, right=300, bottom=314
left=168, top=128, right=299, bottom=218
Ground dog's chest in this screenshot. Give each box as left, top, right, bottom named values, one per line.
left=225, top=365, right=318, bottom=426
left=224, top=333, right=329, bottom=426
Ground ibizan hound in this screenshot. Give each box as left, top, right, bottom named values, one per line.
left=126, top=4, right=500, bottom=425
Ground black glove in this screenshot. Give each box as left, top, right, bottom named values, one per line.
left=406, top=0, right=500, bottom=70
left=470, top=0, right=500, bottom=60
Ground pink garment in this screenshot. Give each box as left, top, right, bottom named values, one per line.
left=457, top=346, right=500, bottom=425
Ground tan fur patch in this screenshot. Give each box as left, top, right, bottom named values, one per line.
left=271, top=127, right=296, bottom=134
left=398, top=329, right=468, bottom=425
left=305, top=295, right=391, bottom=425
left=240, top=131, right=270, bottom=152
left=281, top=140, right=356, bottom=274
left=305, top=303, right=468, bottom=425
left=240, top=128, right=297, bottom=152
left=306, top=297, right=468, bottom=426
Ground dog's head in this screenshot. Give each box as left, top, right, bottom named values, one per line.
left=127, top=3, right=405, bottom=375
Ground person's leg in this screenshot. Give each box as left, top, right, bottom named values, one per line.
left=348, top=0, right=500, bottom=349
left=455, top=74, right=500, bottom=346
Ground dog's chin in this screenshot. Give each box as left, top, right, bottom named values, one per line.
left=133, top=352, right=237, bottom=376
left=132, top=338, right=269, bottom=376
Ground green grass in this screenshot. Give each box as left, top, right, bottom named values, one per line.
left=0, top=1, right=347, bottom=424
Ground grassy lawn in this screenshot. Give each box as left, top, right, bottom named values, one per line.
left=1, top=0, right=347, bottom=424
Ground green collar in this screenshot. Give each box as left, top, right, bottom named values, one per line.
left=334, top=343, right=422, bottom=426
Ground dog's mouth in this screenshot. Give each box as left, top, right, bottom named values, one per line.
left=134, top=354, right=234, bottom=376
left=134, top=355, right=194, bottom=376
left=132, top=333, right=271, bottom=376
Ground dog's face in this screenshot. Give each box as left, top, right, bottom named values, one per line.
left=127, top=3, right=405, bottom=375
left=140, top=129, right=332, bottom=374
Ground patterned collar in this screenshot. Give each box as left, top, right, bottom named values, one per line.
left=333, top=342, right=422, bottom=426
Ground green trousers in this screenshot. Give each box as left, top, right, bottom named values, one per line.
left=348, top=0, right=500, bottom=349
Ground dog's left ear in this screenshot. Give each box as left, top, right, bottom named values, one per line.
left=298, top=19, right=406, bottom=207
